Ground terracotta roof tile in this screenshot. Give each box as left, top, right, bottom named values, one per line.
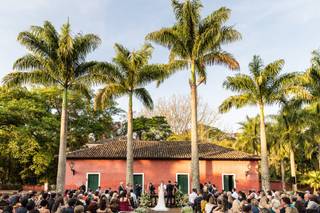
left=67, top=140, right=259, bottom=160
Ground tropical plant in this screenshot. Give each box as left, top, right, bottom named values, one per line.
left=300, top=49, right=320, bottom=169
left=2, top=21, right=101, bottom=193
left=235, top=116, right=260, bottom=155
left=94, top=43, right=167, bottom=186
left=219, top=55, right=295, bottom=191
left=301, top=170, right=320, bottom=192
left=146, top=0, right=241, bottom=189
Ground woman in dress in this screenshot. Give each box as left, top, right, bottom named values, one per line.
left=118, top=192, right=132, bottom=212
left=152, top=182, right=169, bottom=211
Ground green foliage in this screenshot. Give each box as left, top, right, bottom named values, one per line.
left=146, top=0, right=241, bottom=86
left=94, top=43, right=168, bottom=110
left=301, top=171, right=320, bottom=192
left=138, top=192, right=152, bottom=208
left=175, top=191, right=189, bottom=207
left=181, top=206, right=193, bottom=213
left=0, top=86, right=121, bottom=184
left=134, top=207, right=150, bottom=213
left=0, top=87, right=60, bottom=183
left=121, top=116, right=172, bottom=141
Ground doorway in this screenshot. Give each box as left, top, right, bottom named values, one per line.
left=222, top=174, right=235, bottom=192
left=176, top=173, right=189, bottom=194
left=87, top=173, right=100, bottom=191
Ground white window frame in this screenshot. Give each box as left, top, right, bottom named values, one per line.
left=133, top=173, right=145, bottom=191
left=86, top=172, right=101, bottom=192
left=176, top=173, right=190, bottom=194
left=221, top=173, right=236, bottom=191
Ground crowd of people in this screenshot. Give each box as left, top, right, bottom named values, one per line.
left=0, top=181, right=319, bottom=213
left=189, top=182, right=320, bottom=213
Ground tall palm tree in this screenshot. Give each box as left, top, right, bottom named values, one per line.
left=274, top=99, right=305, bottom=192
left=301, top=49, right=320, bottom=169
left=219, top=55, right=294, bottom=191
left=2, top=21, right=101, bottom=193
left=146, top=0, right=241, bottom=190
left=94, top=43, right=166, bottom=186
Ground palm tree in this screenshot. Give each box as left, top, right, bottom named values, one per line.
left=235, top=116, right=260, bottom=155
left=94, top=43, right=166, bottom=186
left=301, top=49, right=320, bottom=169
left=274, top=100, right=305, bottom=192
left=219, top=55, right=294, bottom=191
left=2, top=21, right=101, bottom=193
left=146, top=0, right=241, bottom=190
left=301, top=170, right=320, bottom=192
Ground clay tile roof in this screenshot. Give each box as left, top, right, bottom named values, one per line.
left=67, top=140, right=259, bottom=160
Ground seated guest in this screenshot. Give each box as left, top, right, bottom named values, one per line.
left=188, top=188, right=198, bottom=208
left=118, top=192, right=132, bottom=212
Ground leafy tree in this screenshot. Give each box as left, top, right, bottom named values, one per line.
left=219, top=55, right=295, bottom=191
left=121, top=116, right=172, bottom=141
left=94, top=43, right=166, bottom=186
left=146, top=0, right=241, bottom=189
left=0, top=87, right=60, bottom=184
left=2, top=21, right=101, bottom=193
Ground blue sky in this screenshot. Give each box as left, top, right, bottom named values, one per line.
left=0, top=0, right=319, bottom=131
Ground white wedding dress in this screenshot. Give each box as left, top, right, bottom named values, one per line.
left=152, top=183, right=169, bottom=211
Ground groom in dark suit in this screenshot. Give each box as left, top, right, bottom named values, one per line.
left=166, top=180, right=174, bottom=207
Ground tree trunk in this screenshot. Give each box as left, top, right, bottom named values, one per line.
left=126, top=92, right=134, bottom=187
left=190, top=62, right=199, bottom=191
left=56, top=88, right=68, bottom=194
left=290, top=148, right=297, bottom=192
left=280, top=159, right=286, bottom=191
left=258, top=103, right=270, bottom=191
left=318, top=144, right=320, bottom=170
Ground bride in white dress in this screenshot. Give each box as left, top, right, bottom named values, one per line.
left=152, top=182, right=169, bottom=211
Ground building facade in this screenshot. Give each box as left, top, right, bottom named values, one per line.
left=66, top=140, right=260, bottom=193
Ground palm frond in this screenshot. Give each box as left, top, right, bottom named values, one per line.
left=219, top=93, right=254, bottom=113
left=2, top=71, right=59, bottom=87
left=134, top=87, right=153, bottom=110
left=223, top=74, right=256, bottom=93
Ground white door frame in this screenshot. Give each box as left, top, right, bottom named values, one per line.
left=133, top=173, right=145, bottom=191
left=86, top=172, right=101, bottom=191
left=176, top=173, right=190, bottom=194
left=221, top=173, right=236, bottom=191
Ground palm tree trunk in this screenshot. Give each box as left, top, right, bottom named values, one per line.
left=280, top=159, right=286, bottom=191
left=290, top=148, right=297, bottom=192
left=318, top=144, right=320, bottom=170
left=190, top=61, right=199, bottom=191
left=56, top=88, right=68, bottom=194
left=258, top=103, right=270, bottom=191
left=126, top=92, right=134, bottom=187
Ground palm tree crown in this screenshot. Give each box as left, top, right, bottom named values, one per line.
left=219, top=55, right=291, bottom=112
left=146, top=0, right=241, bottom=83
left=3, top=21, right=100, bottom=93
left=95, top=43, right=164, bottom=109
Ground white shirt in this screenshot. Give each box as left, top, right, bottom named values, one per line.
left=189, top=192, right=198, bottom=204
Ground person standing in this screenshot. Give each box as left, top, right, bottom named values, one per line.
left=166, top=180, right=174, bottom=207
left=118, top=182, right=125, bottom=194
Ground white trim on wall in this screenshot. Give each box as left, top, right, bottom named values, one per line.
left=221, top=173, right=236, bottom=191
left=176, top=173, right=190, bottom=194
left=86, top=172, right=101, bottom=191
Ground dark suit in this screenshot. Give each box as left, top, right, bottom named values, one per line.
left=166, top=183, right=174, bottom=207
